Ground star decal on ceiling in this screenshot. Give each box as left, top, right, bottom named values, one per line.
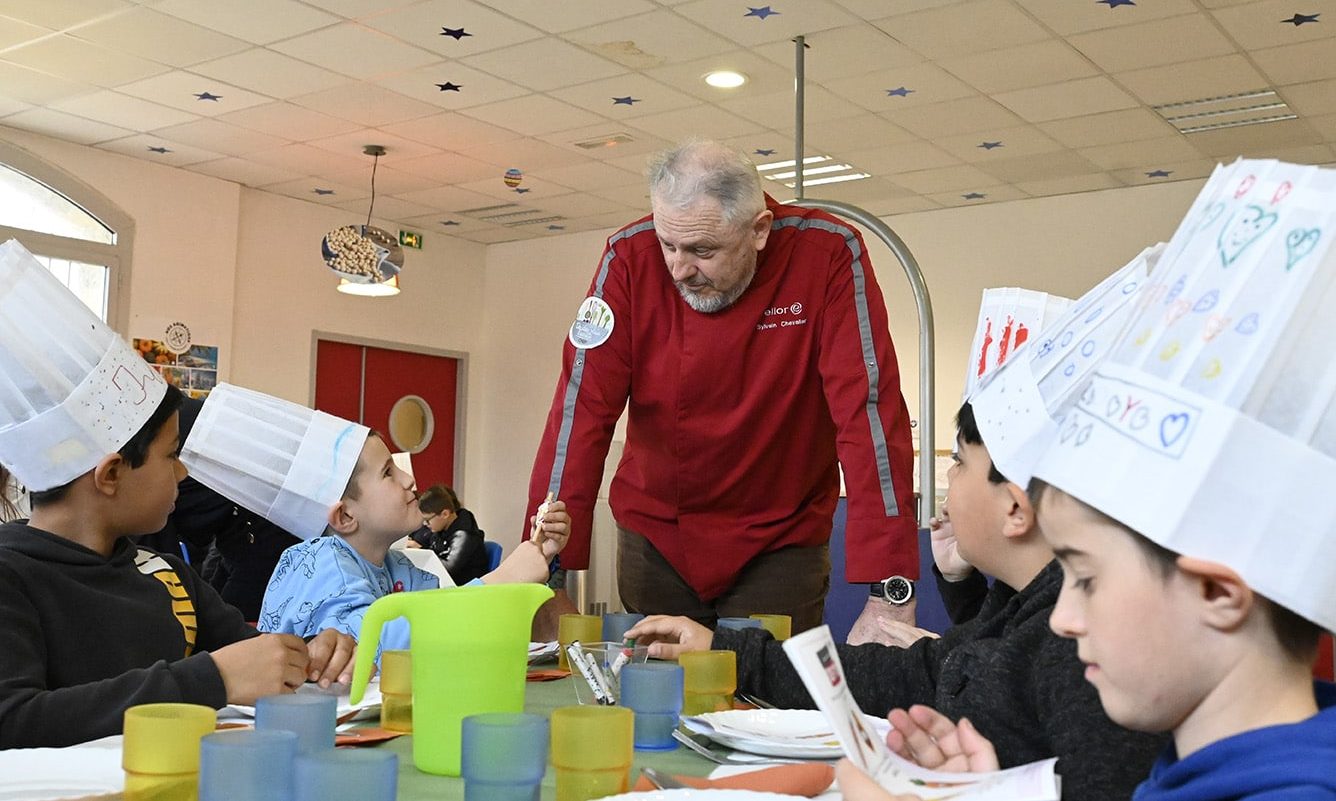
left=312, top=188, right=335, bottom=196
left=1281, top=12, right=1319, bottom=25
left=514, top=187, right=531, bottom=194
left=612, top=96, right=640, bottom=106
left=754, top=148, right=776, bottom=156
left=441, top=220, right=460, bottom=226
left=146, top=146, right=172, bottom=154
left=885, top=86, right=915, bottom=97
left=745, top=6, right=780, bottom=19
left=978, top=141, right=1003, bottom=150
left=194, top=91, right=222, bottom=101
left=547, top=224, right=565, bottom=231
left=1145, top=169, right=1173, bottom=178
left=1097, top=0, right=1135, bottom=8
left=436, top=82, right=462, bottom=92
left=962, top=192, right=986, bottom=200
left=440, top=27, right=472, bottom=40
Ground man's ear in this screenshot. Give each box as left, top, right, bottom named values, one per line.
left=90, top=453, right=127, bottom=497
left=751, top=209, right=774, bottom=252
left=327, top=500, right=358, bottom=535
left=999, top=481, right=1034, bottom=540
left=1176, top=555, right=1252, bottom=633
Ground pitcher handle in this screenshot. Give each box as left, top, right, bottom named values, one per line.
left=348, top=591, right=410, bottom=704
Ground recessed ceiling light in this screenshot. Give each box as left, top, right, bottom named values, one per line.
left=704, top=70, right=747, bottom=89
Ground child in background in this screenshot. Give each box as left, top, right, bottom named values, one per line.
left=0, top=240, right=355, bottom=748
left=409, top=483, right=491, bottom=585
left=181, top=383, right=569, bottom=655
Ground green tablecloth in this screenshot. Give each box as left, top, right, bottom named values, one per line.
left=387, top=675, right=716, bottom=799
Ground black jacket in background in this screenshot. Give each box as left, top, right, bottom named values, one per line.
left=410, top=507, right=490, bottom=585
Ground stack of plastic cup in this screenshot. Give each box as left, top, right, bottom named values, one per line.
left=556, top=614, right=602, bottom=672
left=600, top=612, right=644, bottom=644
left=461, top=713, right=548, bottom=801
left=550, top=706, right=633, bottom=801
left=122, top=703, right=217, bottom=801
left=715, top=617, right=764, bottom=632
left=199, top=729, right=298, bottom=801
left=294, top=749, right=398, bottom=801
left=256, top=694, right=336, bottom=753
left=380, top=650, right=412, bottom=732
left=619, top=663, right=684, bottom=751
left=750, top=614, right=793, bottom=640
left=680, top=650, right=737, bottom=715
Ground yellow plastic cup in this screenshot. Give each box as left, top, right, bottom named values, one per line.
left=680, top=650, right=737, bottom=715
left=550, top=705, right=633, bottom=801
left=556, top=614, right=602, bottom=672
left=380, top=649, right=412, bottom=733
left=750, top=614, right=793, bottom=641
left=122, top=703, right=218, bottom=801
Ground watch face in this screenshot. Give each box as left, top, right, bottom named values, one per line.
left=885, top=576, right=913, bottom=604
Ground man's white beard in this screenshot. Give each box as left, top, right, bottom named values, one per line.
left=675, top=265, right=755, bottom=314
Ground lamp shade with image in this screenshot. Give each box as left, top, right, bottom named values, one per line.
left=323, top=145, right=402, bottom=297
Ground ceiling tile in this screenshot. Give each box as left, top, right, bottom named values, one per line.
left=457, top=94, right=604, bottom=136
left=994, top=76, right=1138, bottom=122
left=624, top=103, right=764, bottom=143
left=1252, top=39, right=1336, bottom=85
left=1210, top=0, right=1336, bottom=51
left=538, top=160, right=642, bottom=191
left=885, top=96, right=1024, bottom=138
left=360, top=0, right=545, bottom=60
left=549, top=73, right=700, bottom=119
left=927, top=184, right=1029, bottom=207
left=73, top=8, right=250, bottom=67
left=1039, top=108, right=1176, bottom=148
left=116, top=71, right=273, bottom=116
left=264, top=176, right=370, bottom=203
left=0, top=97, right=34, bottom=117
left=1079, top=137, right=1205, bottom=170
left=1015, top=172, right=1124, bottom=196
left=871, top=0, right=1050, bottom=59
left=0, top=0, right=128, bottom=31
left=753, top=24, right=924, bottom=79
left=857, top=195, right=943, bottom=216
left=457, top=133, right=593, bottom=170
left=270, top=22, right=441, bottom=79
left=380, top=112, right=522, bottom=151
left=451, top=226, right=526, bottom=244
left=333, top=194, right=436, bottom=222
left=1186, top=118, right=1324, bottom=158
left=248, top=143, right=354, bottom=174
left=538, top=192, right=627, bottom=218
left=0, top=107, right=133, bottom=144
left=721, top=86, right=864, bottom=129
left=3, top=35, right=167, bottom=87
left=294, top=0, right=422, bottom=20
left=151, top=118, right=290, bottom=156
left=802, top=113, right=917, bottom=153
left=557, top=210, right=634, bottom=233
left=455, top=173, right=569, bottom=201
left=540, top=123, right=674, bottom=161
left=52, top=89, right=197, bottom=129
left=937, top=40, right=1099, bottom=95
left=1262, top=143, right=1336, bottom=166
left=566, top=10, right=738, bottom=68
left=788, top=176, right=912, bottom=206
left=0, top=61, right=93, bottom=104
left=824, top=62, right=977, bottom=112
left=833, top=0, right=967, bottom=19
left=186, top=156, right=305, bottom=187
left=892, top=163, right=1000, bottom=193
left=644, top=49, right=795, bottom=103
left=1108, top=159, right=1217, bottom=186
left=933, top=125, right=1064, bottom=162
left=395, top=183, right=512, bottom=211
left=95, top=133, right=225, bottom=166
left=191, top=49, right=352, bottom=100
left=216, top=102, right=362, bottom=141
left=0, top=16, right=51, bottom=50
left=479, top=0, right=657, bottom=34
left=305, top=128, right=442, bottom=161
left=718, top=131, right=799, bottom=163
left=1068, top=13, right=1237, bottom=73
left=978, top=149, right=1102, bottom=183
left=673, top=0, right=860, bottom=47
left=460, top=36, right=625, bottom=92
left=842, top=141, right=961, bottom=174
left=591, top=181, right=654, bottom=208
left=1018, top=0, right=1199, bottom=36
left=386, top=152, right=506, bottom=186
left=290, top=83, right=441, bottom=127
left=1280, top=79, right=1336, bottom=118
left=1308, top=113, right=1336, bottom=141
left=374, top=63, right=529, bottom=110
left=1116, top=54, right=1270, bottom=107
left=399, top=213, right=497, bottom=233
left=154, top=0, right=340, bottom=45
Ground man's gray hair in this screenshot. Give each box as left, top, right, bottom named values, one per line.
left=646, top=140, right=765, bottom=228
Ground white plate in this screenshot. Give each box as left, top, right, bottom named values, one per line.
left=601, top=791, right=795, bottom=800
left=685, top=709, right=889, bottom=759
left=0, top=735, right=123, bottom=800
left=222, top=678, right=381, bottom=721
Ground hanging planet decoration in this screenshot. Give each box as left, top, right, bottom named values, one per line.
left=321, top=224, right=403, bottom=284
left=503, top=168, right=523, bottom=188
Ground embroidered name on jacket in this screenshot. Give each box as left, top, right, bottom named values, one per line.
left=756, top=300, right=808, bottom=331
left=135, top=549, right=198, bottom=657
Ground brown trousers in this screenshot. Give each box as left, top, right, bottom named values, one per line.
left=616, top=526, right=829, bottom=634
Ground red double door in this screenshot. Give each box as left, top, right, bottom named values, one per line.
left=313, top=339, right=459, bottom=490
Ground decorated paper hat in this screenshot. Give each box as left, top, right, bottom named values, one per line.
left=962, top=287, right=1072, bottom=400
left=180, top=383, right=369, bottom=541
left=0, top=239, right=167, bottom=492
left=1035, top=159, right=1336, bottom=631
left=969, top=245, right=1162, bottom=487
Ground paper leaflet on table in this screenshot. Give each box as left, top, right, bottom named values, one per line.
left=1034, top=158, right=1336, bottom=632
left=782, top=625, right=1060, bottom=800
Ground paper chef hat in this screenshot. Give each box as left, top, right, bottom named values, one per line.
left=1036, top=159, right=1336, bottom=631
left=0, top=239, right=168, bottom=492
left=962, top=287, right=1072, bottom=400
left=180, top=383, right=369, bottom=541
left=969, top=245, right=1162, bottom=487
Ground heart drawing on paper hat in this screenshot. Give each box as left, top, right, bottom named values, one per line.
left=1217, top=205, right=1278, bottom=267
left=1285, top=227, right=1321, bottom=271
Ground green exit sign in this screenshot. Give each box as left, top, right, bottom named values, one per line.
left=399, top=230, right=423, bottom=249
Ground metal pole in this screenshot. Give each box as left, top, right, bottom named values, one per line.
left=793, top=35, right=805, bottom=199
left=569, top=567, right=589, bottom=614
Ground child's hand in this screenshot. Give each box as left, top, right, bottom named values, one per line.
left=531, top=500, right=570, bottom=560
left=486, top=540, right=550, bottom=584
left=306, top=629, right=356, bottom=687
left=624, top=615, right=713, bottom=659
left=835, top=759, right=921, bottom=801
left=929, top=510, right=974, bottom=582
left=886, top=706, right=999, bottom=773
left=212, top=633, right=310, bottom=705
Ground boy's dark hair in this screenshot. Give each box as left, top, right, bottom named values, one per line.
left=29, top=385, right=184, bottom=507
left=340, top=430, right=381, bottom=502
left=956, top=401, right=1008, bottom=484
left=418, top=483, right=461, bottom=516
left=1030, top=480, right=1324, bottom=663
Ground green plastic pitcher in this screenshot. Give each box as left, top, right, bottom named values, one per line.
left=349, top=583, right=553, bottom=776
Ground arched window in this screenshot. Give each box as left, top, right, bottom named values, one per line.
left=0, top=140, right=133, bottom=329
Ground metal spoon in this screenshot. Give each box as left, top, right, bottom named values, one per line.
left=641, top=767, right=690, bottom=790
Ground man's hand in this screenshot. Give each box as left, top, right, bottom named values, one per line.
left=305, top=628, right=356, bottom=687
left=624, top=615, right=713, bottom=659
left=929, top=510, right=974, bottom=582
left=876, top=619, right=940, bottom=648
left=847, top=596, right=916, bottom=645
left=211, top=633, right=310, bottom=705
left=835, top=759, right=921, bottom=801
left=886, top=705, right=999, bottom=773
left=530, top=500, right=570, bottom=561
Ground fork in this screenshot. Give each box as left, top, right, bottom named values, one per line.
left=672, top=727, right=805, bottom=765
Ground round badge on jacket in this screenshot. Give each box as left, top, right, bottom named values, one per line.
left=569, top=296, right=615, bottom=349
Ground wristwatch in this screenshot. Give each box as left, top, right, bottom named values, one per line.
left=869, top=575, right=914, bottom=605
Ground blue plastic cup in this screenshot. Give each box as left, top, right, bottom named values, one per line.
left=461, top=713, right=549, bottom=801
left=601, top=612, right=645, bottom=644
left=619, top=663, right=684, bottom=751
left=255, top=693, right=336, bottom=754
left=294, top=749, right=398, bottom=801
left=715, top=617, right=763, bottom=631
left=199, top=729, right=297, bottom=801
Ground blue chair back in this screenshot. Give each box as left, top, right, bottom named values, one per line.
left=484, top=541, right=503, bottom=572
